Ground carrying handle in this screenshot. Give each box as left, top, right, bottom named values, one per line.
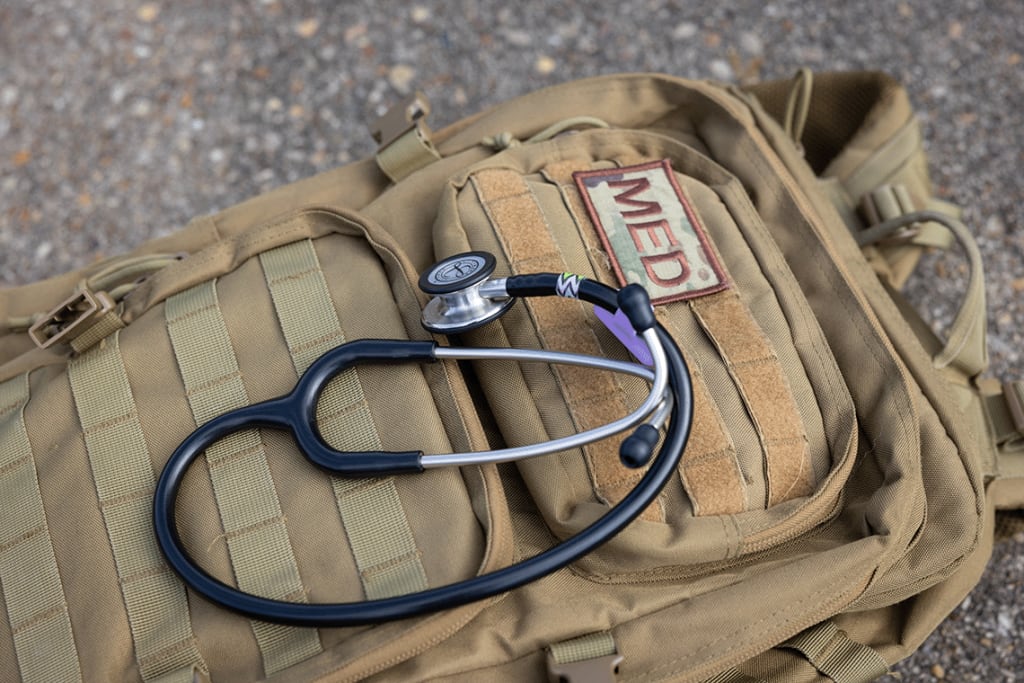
left=856, top=210, right=988, bottom=377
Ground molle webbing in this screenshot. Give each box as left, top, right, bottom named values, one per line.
left=470, top=168, right=665, bottom=522
left=690, top=290, right=813, bottom=507
left=0, top=373, right=83, bottom=683
left=259, top=239, right=430, bottom=599
left=165, top=282, right=322, bottom=674
left=67, top=333, right=206, bottom=683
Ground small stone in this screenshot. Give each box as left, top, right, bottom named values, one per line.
left=11, top=150, right=31, bottom=167
left=948, top=21, right=964, bottom=39
left=208, top=148, right=225, bottom=164
left=1012, top=278, right=1024, bottom=293
left=1, top=85, right=18, bottom=107
left=534, top=55, right=557, bottom=75
left=136, top=4, right=160, bottom=23
left=985, top=215, right=1006, bottom=236
left=387, top=64, right=416, bottom=94
left=76, top=193, right=93, bottom=209
left=453, top=86, right=468, bottom=107
left=265, top=97, right=283, bottom=112
left=898, top=3, right=913, bottom=17
left=505, top=29, right=532, bottom=47
left=981, top=637, right=994, bottom=648
left=998, top=610, right=1014, bottom=634
left=34, top=242, right=53, bottom=261
left=344, top=23, right=367, bottom=44
left=1009, top=53, right=1022, bottom=66
left=410, top=6, right=430, bottom=23
left=294, top=18, right=320, bottom=38
left=931, top=663, right=945, bottom=679
left=709, top=59, right=733, bottom=81
left=130, top=99, right=152, bottom=117
left=704, top=32, right=722, bottom=48
left=288, top=104, right=305, bottom=119
left=739, top=31, right=764, bottom=55
left=673, top=22, right=698, bottom=40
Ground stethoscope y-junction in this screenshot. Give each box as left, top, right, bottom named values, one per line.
left=154, top=251, right=694, bottom=627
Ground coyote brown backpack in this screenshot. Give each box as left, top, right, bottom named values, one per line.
left=1, top=70, right=1021, bottom=682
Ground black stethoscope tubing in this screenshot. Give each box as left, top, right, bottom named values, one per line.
left=153, top=275, right=693, bottom=627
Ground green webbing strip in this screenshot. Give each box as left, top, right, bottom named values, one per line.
left=165, top=282, right=321, bottom=674
left=67, top=333, right=206, bottom=682
left=0, top=374, right=83, bottom=683
left=259, top=240, right=429, bottom=599
left=782, top=621, right=889, bottom=683
left=549, top=631, right=617, bottom=665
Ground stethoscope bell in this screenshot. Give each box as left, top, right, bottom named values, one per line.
left=419, top=251, right=516, bottom=333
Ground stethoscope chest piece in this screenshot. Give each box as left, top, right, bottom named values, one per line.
left=419, top=251, right=515, bottom=334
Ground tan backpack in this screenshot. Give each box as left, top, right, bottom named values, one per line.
left=1, top=70, right=1021, bottom=682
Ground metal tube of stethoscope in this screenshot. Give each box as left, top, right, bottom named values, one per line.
left=424, top=327, right=669, bottom=469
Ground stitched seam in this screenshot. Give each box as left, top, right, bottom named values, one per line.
left=222, top=514, right=287, bottom=542
left=267, top=266, right=320, bottom=286
left=99, top=487, right=154, bottom=509
left=185, top=370, right=242, bottom=397
left=205, top=441, right=266, bottom=469
left=0, top=524, right=47, bottom=553
left=291, top=329, right=345, bottom=356
left=11, top=604, right=68, bottom=635
left=119, top=564, right=172, bottom=586
left=0, top=453, right=31, bottom=478
left=165, top=302, right=218, bottom=326
left=359, top=549, right=425, bottom=579
left=83, top=410, right=137, bottom=435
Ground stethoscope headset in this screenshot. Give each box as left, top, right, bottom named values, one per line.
left=154, top=251, right=694, bottom=627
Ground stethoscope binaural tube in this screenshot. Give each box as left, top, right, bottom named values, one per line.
left=153, top=274, right=693, bottom=627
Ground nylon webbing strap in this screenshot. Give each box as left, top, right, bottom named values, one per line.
left=472, top=168, right=664, bottom=522
left=782, top=621, right=889, bottom=683
left=165, top=282, right=321, bottom=674
left=690, top=290, right=814, bottom=508
left=68, top=333, right=206, bottom=683
left=703, top=668, right=761, bottom=683
left=259, top=239, right=429, bottom=599
left=0, top=373, right=83, bottom=683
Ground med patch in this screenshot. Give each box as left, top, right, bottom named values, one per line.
left=573, top=159, right=728, bottom=304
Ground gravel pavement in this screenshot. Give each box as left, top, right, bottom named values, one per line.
left=1, top=1, right=1022, bottom=680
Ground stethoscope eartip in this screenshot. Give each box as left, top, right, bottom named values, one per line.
left=619, top=424, right=660, bottom=469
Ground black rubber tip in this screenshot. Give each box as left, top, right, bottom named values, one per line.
left=617, top=284, right=655, bottom=332
left=619, top=424, right=660, bottom=469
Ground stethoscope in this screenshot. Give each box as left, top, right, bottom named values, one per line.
left=154, top=251, right=693, bottom=627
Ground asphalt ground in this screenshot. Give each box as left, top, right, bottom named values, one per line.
left=1, top=1, right=1022, bottom=680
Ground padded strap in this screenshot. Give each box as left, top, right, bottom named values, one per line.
left=68, top=332, right=207, bottom=682
left=165, top=282, right=323, bottom=674
left=0, top=373, right=83, bottom=683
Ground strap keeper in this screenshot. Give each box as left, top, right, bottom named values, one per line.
left=28, top=286, right=117, bottom=350
left=546, top=632, right=623, bottom=683
left=371, top=92, right=441, bottom=182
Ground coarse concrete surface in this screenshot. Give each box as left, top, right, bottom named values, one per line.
left=0, top=0, right=1021, bottom=680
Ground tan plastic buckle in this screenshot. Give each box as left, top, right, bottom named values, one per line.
left=28, top=287, right=115, bottom=349
left=371, top=92, right=432, bottom=150
left=546, top=652, right=623, bottom=683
